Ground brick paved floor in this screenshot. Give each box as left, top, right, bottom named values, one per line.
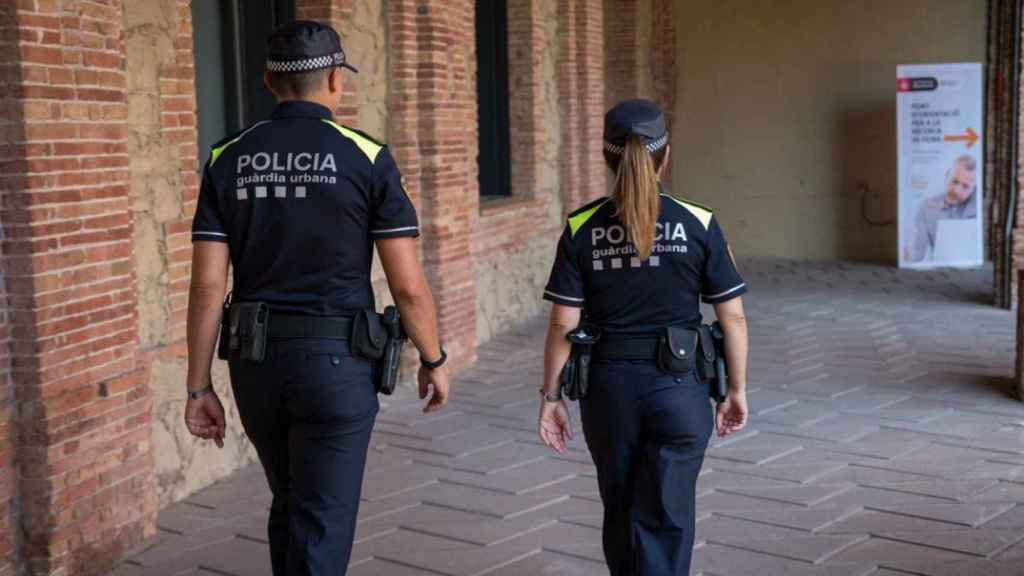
left=114, top=260, right=1024, bottom=576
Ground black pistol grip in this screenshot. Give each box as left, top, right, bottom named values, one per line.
left=714, top=356, right=728, bottom=402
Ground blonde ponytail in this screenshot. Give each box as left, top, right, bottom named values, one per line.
left=612, top=136, right=661, bottom=260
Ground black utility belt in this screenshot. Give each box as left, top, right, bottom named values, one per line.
left=592, top=337, right=660, bottom=362
left=217, top=299, right=408, bottom=395
left=561, top=323, right=730, bottom=403
left=268, top=315, right=353, bottom=340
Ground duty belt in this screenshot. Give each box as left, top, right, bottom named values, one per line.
left=267, top=314, right=353, bottom=340
left=592, top=337, right=660, bottom=361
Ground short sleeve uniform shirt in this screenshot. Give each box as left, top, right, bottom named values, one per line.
left=191, top=101, right=418, bottom=316
left=544, top=193, right=746, bottom=335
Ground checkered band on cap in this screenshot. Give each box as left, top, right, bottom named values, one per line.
left=603, top=133, right=669, bottom=156
left=267, top=52, right=344, bottom=72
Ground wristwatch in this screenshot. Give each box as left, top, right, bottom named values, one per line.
left=188, top=384, right=214, bottom=400
left=421, top=348, right=448, bottom=370
left=539, top=389, right=563, bottom=402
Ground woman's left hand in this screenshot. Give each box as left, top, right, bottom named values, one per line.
left=538, top=399, right=573, bottom=454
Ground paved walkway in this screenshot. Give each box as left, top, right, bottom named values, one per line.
left=113, top=260, right=1024, bottom=576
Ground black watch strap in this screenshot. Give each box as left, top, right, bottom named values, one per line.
left=421, top=348, right=448, bottom=370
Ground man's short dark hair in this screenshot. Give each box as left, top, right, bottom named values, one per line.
left=266, top=69, right=331, bottom=98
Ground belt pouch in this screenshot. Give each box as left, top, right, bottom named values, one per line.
left=351, top=309, right=386, bottom=361
left=232, top=302, right=269, bottom=363
left=696, top=324, right=716, bottom=382
left=657, top=326, right=697, bottom=375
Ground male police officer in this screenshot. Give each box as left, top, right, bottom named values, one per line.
left=183, top=21, right=450, bottom=575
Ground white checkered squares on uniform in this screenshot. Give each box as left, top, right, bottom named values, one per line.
left=234, top=186, right=308, bottom=200
left=266, top=53, right=340, bottom=72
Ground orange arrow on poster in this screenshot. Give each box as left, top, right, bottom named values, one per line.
left=944, top=127, right=978, bottom=148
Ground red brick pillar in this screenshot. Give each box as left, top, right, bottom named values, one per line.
left=604, top=0, right=641, bottom=105
left=0, top=4, right=20, bottom=573
left=650, top=0, right=675, bottom=185
left=558, top=1, right=583, bottom=213
left=388, top=0, right=479, bottom=369
left=3, top=2, right=154, bottom=574
left=1018, top=269, right=1024, bottom=400
left=295, top=0, right=358, bottom=125
left=578, top=0, right=606, bottom=204
left=561, top=0, right=606, bottom=211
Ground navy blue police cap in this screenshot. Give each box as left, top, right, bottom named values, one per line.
left=603, top=99, right=668, bottom=155
left=267, top=20, right=358, bottom=74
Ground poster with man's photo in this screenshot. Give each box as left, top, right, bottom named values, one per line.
left=897, top=63, right=984, bottom=269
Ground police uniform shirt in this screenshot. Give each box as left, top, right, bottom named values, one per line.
left=191, top=101, right=419, bottom=316
left=544, top=193, right=747, bottom=335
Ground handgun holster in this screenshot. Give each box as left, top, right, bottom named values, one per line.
left=228, top=302, right=269, bottom=363
left=561, top=324, right=601, bottom=401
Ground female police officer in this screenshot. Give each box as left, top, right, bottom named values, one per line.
left=538, top=99, right=749, bottom=575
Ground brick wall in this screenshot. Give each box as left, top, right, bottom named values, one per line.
left=603, top=0, right=675, bottom=185
left=0, top=0, right=623, bottom=572
left=559, top=0, right=608, bottom=211
left=388, top=0, right=480, bottom=369
left=650, top=0, right=674, bottom=184
left=4, top=1, right=154, bottom=575
left=0, top=3, right=20, bottom=573
left=577, top=1, right=606, bottom=207
left=604, top=0, right=641, bottom=106
left=474, top=0, right=563, bottom=342
left=124, top=0, right=197, bottom=350
left=296, top=0, right=359, bottom=125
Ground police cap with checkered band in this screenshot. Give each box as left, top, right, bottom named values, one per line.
left=266, top=20, right=359, bottom=74
left=603, top=99, right=668, bottom=156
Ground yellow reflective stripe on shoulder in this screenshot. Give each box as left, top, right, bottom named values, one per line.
left=568, top=199, right=610, bottom=237
left=663, top=194, right=712, bottom=230
left=210, top=140, right=237, bottom=166
left=209, top=121, right=269, bottom=166
left=322, top=120, right=383, bottom=163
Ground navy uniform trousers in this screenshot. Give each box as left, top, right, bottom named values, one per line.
left=581, top=362, right=713, bottom=576
left=230, top=337, right=378, bottom=576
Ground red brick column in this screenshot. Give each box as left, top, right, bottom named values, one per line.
left=1018, top=269, right=1024, bottom=400
left=578, top=0, right=606, bottom=205
left=0, top=4, right=20, bottom=573
left=507, top=0, right=543, bottom=205
left=388, top=0, right=479, bottom=369
left=295, top=0, right=358, bottom=125
left=650, top=0, right=675, bottom=185
left=561, top=0, right=606, bottom=211
left=558, top=1, right=583, bottom=213
left=604, top=0, right=640, bottom=106
left=3, top=2, right=153, bottom=574
left=164, top=0, right=202, bottom=343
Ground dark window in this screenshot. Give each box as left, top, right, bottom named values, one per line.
left=475, top=0, right=512, bottom=198
left=192, top=0, right=295, bottom=167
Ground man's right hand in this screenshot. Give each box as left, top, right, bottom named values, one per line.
left=418, top=364, right=450, bottom=413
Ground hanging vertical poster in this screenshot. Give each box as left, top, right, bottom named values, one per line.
left=897, top=63, right=984, bottom=269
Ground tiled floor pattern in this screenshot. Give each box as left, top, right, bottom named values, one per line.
left=115, top=260, right=1024, bottom=575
